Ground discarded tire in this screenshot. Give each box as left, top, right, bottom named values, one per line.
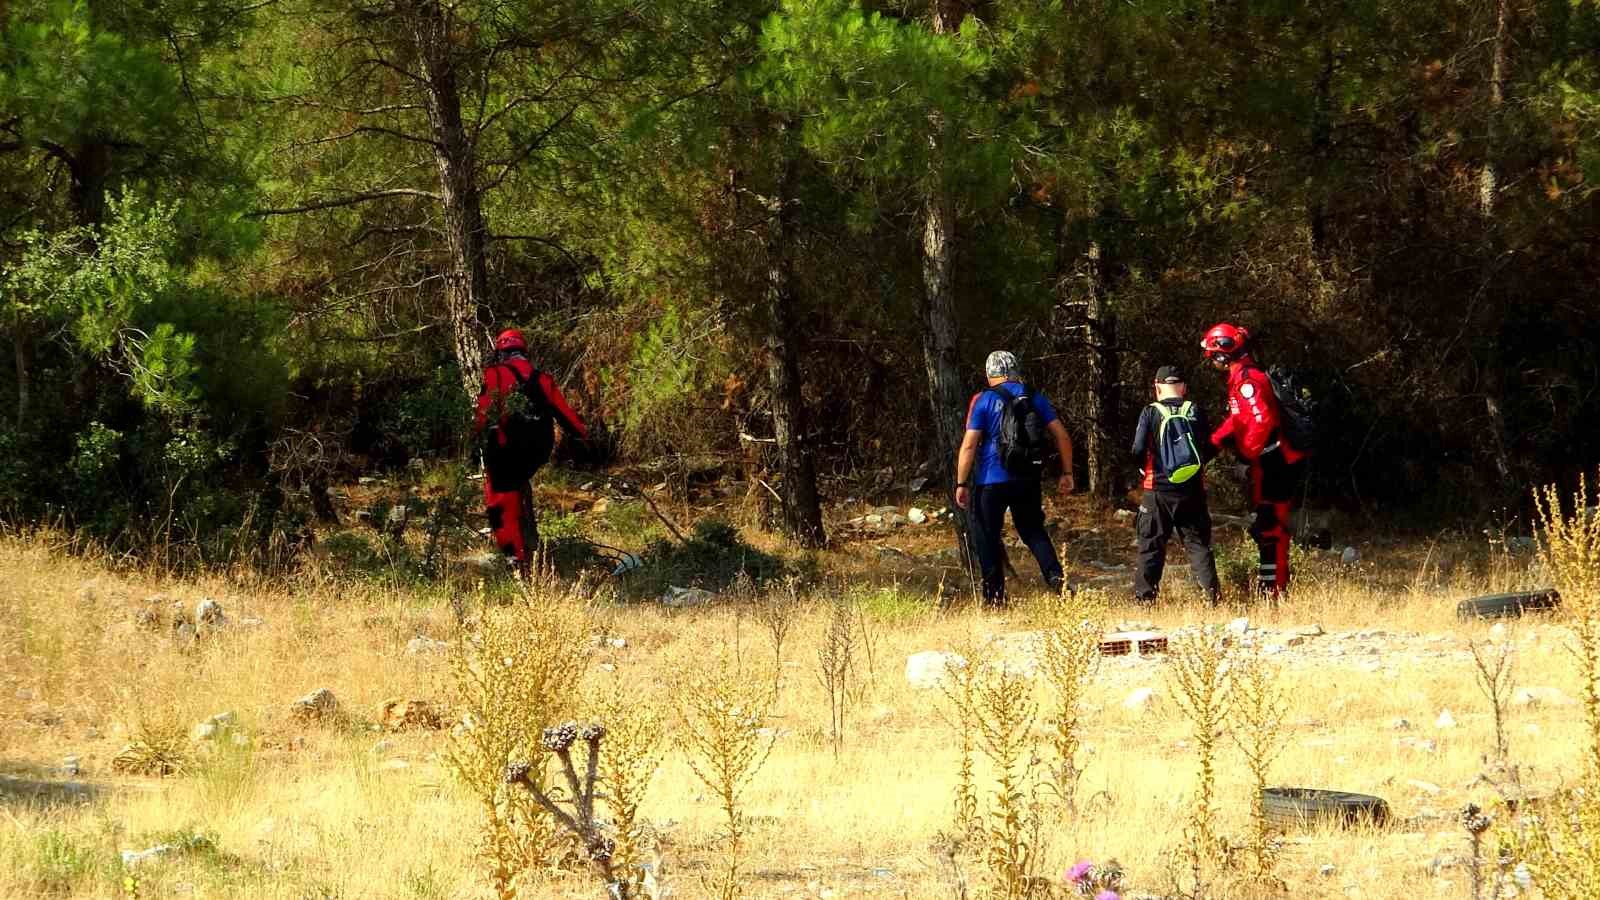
left=1261, top=788, right=1390, bottom=829
left=1456, top=589, right=1561, bottom=620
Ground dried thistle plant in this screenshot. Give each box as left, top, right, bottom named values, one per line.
left=446, top=593, right=591, bottom=898
left=1510, top=474, right=1600, bottom=899
left=856, top=597, right=882, bottom=686
left=1468, top=637, right=1517, bottom=767
left=677, top=651, right=775, bottom=900
left=817, top=594, right=859, bottom=758
left=937, top=642, right=984, bottom=839
left=972, top=668, right=1042, bottom=899
left=504, top=722, right=627, bottom=896
left=1535, top=476, right=1600, bottom=774
left=1037, top=589, right=1105, bottom=813
left=1167, top=626, right=1233, bottom=897
left=591, top=691, right=666, bottom=885
left=753, top=576, right=801, bottom=690
left=1228, top=645, right=1287, bottom=888
left=1462, top=803, right=1496, bottom=900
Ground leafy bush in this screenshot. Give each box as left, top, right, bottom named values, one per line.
left=626, top=518, right=786, bottom=598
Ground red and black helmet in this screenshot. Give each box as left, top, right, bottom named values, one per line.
left=1200, top=322, right=1249, bottom=363
left=495, top=329, right=528, bottom=353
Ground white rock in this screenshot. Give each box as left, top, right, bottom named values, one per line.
left=191, top=722, right=219, bottom=742
left=196, top=598, right=225, bottom=628
left=1488, top=623, right=1508, bottom=642
left=1226, top=617, right=1251, bottom=635
left=292, top=688, right=339, bottom=721
left=1263, top=643, right=1287, bottom=655
left=661, top=586, right=714, bottom=608
left=1341, top=546, right=1360, bottom=564
left=121, top=844, right=176, bottom=867
left=1408, top=780, right=1442, bottom=795
left=15, top=688, right=34, bottom=702
left=908, top=507, right=928, bottom=525
left=61, top=756, right=80, bottom=776
left=1122, top=687, right=1161, bottom=713
left=1513, top=687, right=1576, bottom=708
left=905, top=651, right=968, bottom=689
left=406, top=636, right=450, bottom=655
left=608, top=637, right=627, bottom=649
left=1435, top=709, right=1457, bottom=729
left=209, top=711, right=236, bottom=728
left=1319, top=864, right=1336, bottom=877
left=1393, top=718, right=1413, bottom=731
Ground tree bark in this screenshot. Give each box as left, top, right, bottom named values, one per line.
left=1309, top=38, right=1334, bottom=259
left=12, top=326, right=31, bottom=429
left=411, top=0, right=491, bottom=397
left=70, top=141, right=113, bottom=228
left=924, top=0, right=978, bottom=568
left=763, top=123, right=826, bottom=548
left=1079, top=239, right=1118, bottom=499
left=1479, top=0, right=1508, bottom=217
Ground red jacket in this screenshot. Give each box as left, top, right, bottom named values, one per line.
left=474, top=356, right=588, bottom=442
left=1210, top=358, right=1304, bottom=463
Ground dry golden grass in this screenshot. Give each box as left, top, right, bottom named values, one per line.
left=0, top=527, right=1592, bottom=898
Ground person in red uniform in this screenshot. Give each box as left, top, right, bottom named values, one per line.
left=475, top=329, right=588, bottom=578
left=1200, top=323, right=1306, bottom=599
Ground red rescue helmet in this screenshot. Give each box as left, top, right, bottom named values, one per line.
left=495, top=329, right=528, bottom=353
left=1200, top=322, right=1249, bottom=364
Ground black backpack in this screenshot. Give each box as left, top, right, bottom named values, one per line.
left=482, top=365, right=555, bottom=492
left=987, top=385, right=1051, bottom=477
left=1266, top=366, right=1317, bottom=454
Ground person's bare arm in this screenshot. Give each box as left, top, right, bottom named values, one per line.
left=954, top=429, right=983, bottom=508
left=1047, top=419, right=1076, bottom=495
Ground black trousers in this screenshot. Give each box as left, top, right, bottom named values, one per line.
left=1133, top=489, right=1220, bottom=602
left=972, top=479, right=1063, bottom=603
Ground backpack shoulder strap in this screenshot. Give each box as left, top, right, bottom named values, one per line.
left=1152, top=401, right=1175, bottom=420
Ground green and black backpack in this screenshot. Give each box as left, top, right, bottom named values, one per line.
left=1152, top=401, right=1203, bottom=484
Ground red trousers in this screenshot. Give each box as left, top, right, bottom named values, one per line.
left=484, top=479, right=536, bottom=577
left=1248, top=449, right=1304, bottom=599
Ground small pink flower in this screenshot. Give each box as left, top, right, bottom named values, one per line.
left=1095, top=892, right=1120, bottom=900
left=1066, top=861, right=1094, bottom=883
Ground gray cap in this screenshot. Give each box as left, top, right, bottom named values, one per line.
left=985, top=350, right=1021, bottom=380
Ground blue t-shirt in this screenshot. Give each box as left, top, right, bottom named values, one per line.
left=965, top=381, right=1060, bottom=485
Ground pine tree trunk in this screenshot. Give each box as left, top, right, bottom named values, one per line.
left=1080, top=241, right=1118, bottom=499
left=12, top=326, right=31, bottom=429
left=1310, top=39, right=1334, bottom=259
left=1052, top=219, right=1118, bottom=500
left=763, top=123, right=826, bottom=548
left=411, top=0, right=490, bottom=398
left=924, top=0, right=978, bottom=568
left=1479, top=0, right=1508, bottom=217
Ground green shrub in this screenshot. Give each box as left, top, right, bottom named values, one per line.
left=18, top=829, right=109, bottom=895
left=626, top=518, right=786, bottom=598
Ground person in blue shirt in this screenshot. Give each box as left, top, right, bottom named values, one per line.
left=954, top=351, right=1076, bottom=605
